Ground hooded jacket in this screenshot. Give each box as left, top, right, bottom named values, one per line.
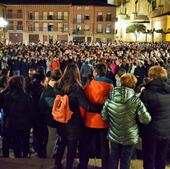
left=80, top=77, right=113, bottom=128
left=101, top=87, right=151, bottom=145
left=140, top=78, right=170, bottom=139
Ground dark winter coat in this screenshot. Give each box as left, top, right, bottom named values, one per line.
left=39, top=85, right=58, bottom=128
left=0, top=90, right=34, bottom=131
left=140, top=78, right=170, bottom=139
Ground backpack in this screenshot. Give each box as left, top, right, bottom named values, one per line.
left=52, top=95, right=73, bottom=124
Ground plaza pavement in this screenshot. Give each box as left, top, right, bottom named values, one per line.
left=0, top=158, right=170, bottom=169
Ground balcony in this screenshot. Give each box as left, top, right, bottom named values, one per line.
left=28, top=14, right=64, bottom=20
left=7, top=25, right=14, bottom=30
left=6, top=13, right=23, bottom=19
left=106, top=16, right=114, bottom=22
left=73, top=30, right=84, bottom=35
left=73, top=19, right=84, bottom=24
left=17, top=25, right=23, bottom=30
left=96, top=29, right=103, bottom=33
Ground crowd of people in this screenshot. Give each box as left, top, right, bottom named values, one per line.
left=0, top=41, right=170, bottom=169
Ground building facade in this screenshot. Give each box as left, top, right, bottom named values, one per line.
left=2, top=0, right=116, bottom=43
left=0, top=3, right=6, bottom=42
left=109, top=0, right=170, bottom=42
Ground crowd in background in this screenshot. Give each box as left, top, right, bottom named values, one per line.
left=0, top=41, right=170, bottom=169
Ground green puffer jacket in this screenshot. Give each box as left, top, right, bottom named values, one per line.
left=101, top=86, right=151, bottom=145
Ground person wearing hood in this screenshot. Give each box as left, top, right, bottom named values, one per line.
left=140, top=66, right=170, bottom=169
left=79, top=63, right=113, bottom=169
left=80, top=58, right=93, bottom=86
left=101, top=73, right=151, bottom=169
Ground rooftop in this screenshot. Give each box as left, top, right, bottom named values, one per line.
left=3, top=0, right=115, bottom=6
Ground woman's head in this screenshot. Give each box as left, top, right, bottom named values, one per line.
left=59, top=63, right=81, bottom=92
left=120, top=73, right=137, bottom=89
left=7, top=76, right=25, bottom=91
left=148, top=66, right=167, bottom=80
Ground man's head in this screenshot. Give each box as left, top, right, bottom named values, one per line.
left=93, top=63, right=107, bottom=78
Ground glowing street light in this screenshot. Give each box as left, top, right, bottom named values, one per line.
left=0, top=17, right=8, bottom=42
left=116, top=19, right=126, bottom=29
left=116, top=19, right=126, bottom=41
left=0, top=17, right=8, bottom=28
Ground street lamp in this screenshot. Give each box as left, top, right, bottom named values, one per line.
left=0, top=17, right=8, bottom=43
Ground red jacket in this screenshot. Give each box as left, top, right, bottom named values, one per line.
left=50, top=59, right=60, bottom=71
left=80, top=79, right=112, bottom=128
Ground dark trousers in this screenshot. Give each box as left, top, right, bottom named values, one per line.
left=2, top=128, right=10, bottom=157
left=79, top=127, right=109, bottom=169
left=55, top=136, right=78, bottom=169
left=142, top=136, right=170, bottom=169
left=11, top=129, right=30, bottom=158
left=108, top=141, right=135, bottom=169
left=33, top=125, right=48, bottom=158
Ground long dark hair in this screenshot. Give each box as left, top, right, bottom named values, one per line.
left=57, top=63, right=82, bottom=93
left=6, top=75, right=25, bottom=92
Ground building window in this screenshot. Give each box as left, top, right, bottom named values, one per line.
left=97, top=12, right=103, bottom=21
left=58, top=23, right=63, bottom=32
left=76, top=14, right=82, bottom=24
left=35, top=12, right=39, bottom=20
left=28, top=12, right=33, bottom=20
left=35, top=23, right=39, bottom=31
left=28, top=23, right=34, bottom=31
left=43, top=23, right=47, bottom=31
left=106, top=13, right=112, bottom=21
left=106, top=23, right=111, bottom=33
left=43, top=12, right=47, bottom=20
left=76, top=25, right=82, bottom=33
left=64, top=23, right=68, bottom=32
left=84, top=15, right=90, bottom=20
left=17, top=10, right=22, bottom=18
left=8, top=21, right=14, bottom=30
left=48, top=23, right=53, bottom=32
left=48, top=12, right=53, bottom=20
left=17, top=21, right=23, bottom=30
left=64, top=12, right=68, bottom=20
left=58, top=12, right=62, bottom=20
left=7, top=9, right=13, bottom=18
left=85, top=25, right=90, bottom=31
left=97, top=23, right=102, bottom=33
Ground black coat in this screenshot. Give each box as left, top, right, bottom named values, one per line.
left=28, top=80, right=45, bottom=126
left=40, top=85, right=58, bottom=128
left=140, top=78, right=170, bottom=139
left=0, top=90, right=34, bottom=131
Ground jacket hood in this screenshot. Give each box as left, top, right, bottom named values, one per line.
left=146, top=78, right=170, bottom=93
left=110, top=87, right=135, bottom=104
left=88, top=80, right=112, bottom=96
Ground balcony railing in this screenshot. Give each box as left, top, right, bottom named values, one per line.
left=28, top=26, right=68, bottom=32
left=96, top=29, right=103, bottom=33
left=7, top=25, right=14, bottom=30
left=17, top=25, right=23, bottom=30
left=6, top=13, right=23, bottom=19
left=28, top=14, right=65, bottom=20
left=73, top=30, right=84, bottom=35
